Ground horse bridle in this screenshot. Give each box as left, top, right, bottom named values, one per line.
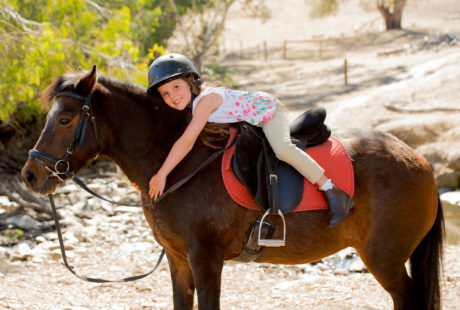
left=28, top=91, right=96, bottom=182
left=26, top=89, right=238, bottom=283
left=27, top=90, right=166, bottom=283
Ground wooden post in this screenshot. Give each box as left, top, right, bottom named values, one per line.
left=283, top=40, right=287, bottom=59
left=344, top=58, right=348, bottom=85
left=264, top=41, right=268, bottom=61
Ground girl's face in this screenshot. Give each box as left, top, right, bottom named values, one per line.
left=157, top=78, right=192, bottom=111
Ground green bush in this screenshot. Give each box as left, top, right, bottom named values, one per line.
left=0, top=0, right=164, bottom=122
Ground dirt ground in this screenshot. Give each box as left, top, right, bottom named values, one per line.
left=1, top=172, right=459, bottom=310
left=1, top=0, right=460, bottom=309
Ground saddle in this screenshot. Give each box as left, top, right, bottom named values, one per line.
left=231, top=106, right=331, bottom=214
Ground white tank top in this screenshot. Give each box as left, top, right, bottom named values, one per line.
left=192, top=87, right=278, bottom=127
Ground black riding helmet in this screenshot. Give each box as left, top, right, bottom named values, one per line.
left=147, top=53, right=202, bottom=92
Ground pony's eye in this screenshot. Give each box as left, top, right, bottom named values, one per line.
left=59, top=118, right=71, bottom=126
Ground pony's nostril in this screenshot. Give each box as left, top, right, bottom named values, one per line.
left=25, top=170, right=35, bottom=185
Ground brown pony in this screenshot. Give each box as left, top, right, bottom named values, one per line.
left=21, top=67, right=444, bottom=310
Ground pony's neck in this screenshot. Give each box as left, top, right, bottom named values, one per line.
left=95, top=81, right=189, bottom=192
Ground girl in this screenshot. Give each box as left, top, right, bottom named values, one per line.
left=146, top=53, right=353, bottom=228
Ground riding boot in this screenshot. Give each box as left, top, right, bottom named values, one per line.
left=322, top=185, right=354, bottom=228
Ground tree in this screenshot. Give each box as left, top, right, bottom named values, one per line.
left=376, top=0, right=406, bottom=30
left=166, top=0, right=269, bottom=71
left=308, top=0, right=408, bottom=31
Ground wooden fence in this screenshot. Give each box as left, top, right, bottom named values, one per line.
left=219, top=38, right=351, bottom=85
left=219, top=32, right=380, bottom=61
left=220, top=37, right=350, bottom=61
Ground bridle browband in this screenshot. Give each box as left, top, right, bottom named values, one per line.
left=27, top=89, right=238, bottom=283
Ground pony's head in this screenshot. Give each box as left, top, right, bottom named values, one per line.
left=22, top=66, right=102, bottom=194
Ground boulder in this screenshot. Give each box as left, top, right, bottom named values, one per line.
left=375, top=117, right=451, bottom=148
left=440, top=191, right=460, bottom=245
left=5, top=214, right=41, bottom=231
left=447, top=144, right=460, bottom=170
left=416, top=142, right=449, bottom=164
left=433, top=165, right=460, bottom=188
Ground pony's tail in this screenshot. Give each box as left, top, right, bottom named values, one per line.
left=409, top=193, right=445, bottom=310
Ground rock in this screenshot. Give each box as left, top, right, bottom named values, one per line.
left=5, top=214, right=41, bottom=231
left=441, top=191, right=460, bottom=207
left=49, top=249, right=63, bottom=260
left=38, top=241, right=59, bottom=251
left=35, top=236, right=46, bottom=243
left=0, top=195, right=19, bottom=209
left=0, top=246, right=7, bottom=259
left=375, top=117, right=450, bottom=148
left=348, top=258, right=367, bottom=273
left=433, top=165, right=460, bottom=188
left=440, top=127, right=460, bottom=144
left=440, top=191, right=460, bottom=245
left=447, top=145, right=460, bottom=170
left=44, top=241, right=75, bottom=251
left=416, top=142, right=448, bottom=164
left=9, top=242, right=33, bottom=261
left=43, top=231, right=58, bottom=241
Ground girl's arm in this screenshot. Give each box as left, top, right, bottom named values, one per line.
left=149, top=93, right=222, bottom=199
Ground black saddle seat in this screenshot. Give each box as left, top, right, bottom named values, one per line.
left=231, top=106, right=331, bottom=213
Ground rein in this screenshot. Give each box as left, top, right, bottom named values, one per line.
left=29, top=90, right=238, bottom=283
left=47, top=193, right=165, bottom=283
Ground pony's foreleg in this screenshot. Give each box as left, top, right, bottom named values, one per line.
left=188, top=244, right=225, bottom=310
left=166, top=251, right=196, bottom=310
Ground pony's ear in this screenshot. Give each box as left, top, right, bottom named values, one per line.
left=75, top=65, right=97, bottom=95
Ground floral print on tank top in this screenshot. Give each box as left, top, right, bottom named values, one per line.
left=225, top=89, right=276, bottom=127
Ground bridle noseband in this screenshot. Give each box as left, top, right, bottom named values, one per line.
left=28, top=91, right=97, bottom=182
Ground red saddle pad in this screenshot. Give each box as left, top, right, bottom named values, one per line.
left=221, top=131, right=354, bottom=212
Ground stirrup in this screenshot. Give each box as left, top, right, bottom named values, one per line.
left=257, top=209, right=286, bottom=247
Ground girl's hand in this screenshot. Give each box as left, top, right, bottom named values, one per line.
left=149, top=173, right=166, bottom=200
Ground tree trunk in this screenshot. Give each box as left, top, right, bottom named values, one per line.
left=377, top=0, right=406, bottom=30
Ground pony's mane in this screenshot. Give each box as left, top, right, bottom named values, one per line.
left=40, top=69, right=147, bottom=106
left=40, top=69, right=229, bottom=149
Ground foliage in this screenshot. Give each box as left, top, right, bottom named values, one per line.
left=0, top=0, right=260, bottom=123
left=307, top=0, right=408, bottom=29
left=307, top=0, right=339, bottom=18
left=202, top=62, right=238, bottom=88
left=0, top=0, right=159, bottom=122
